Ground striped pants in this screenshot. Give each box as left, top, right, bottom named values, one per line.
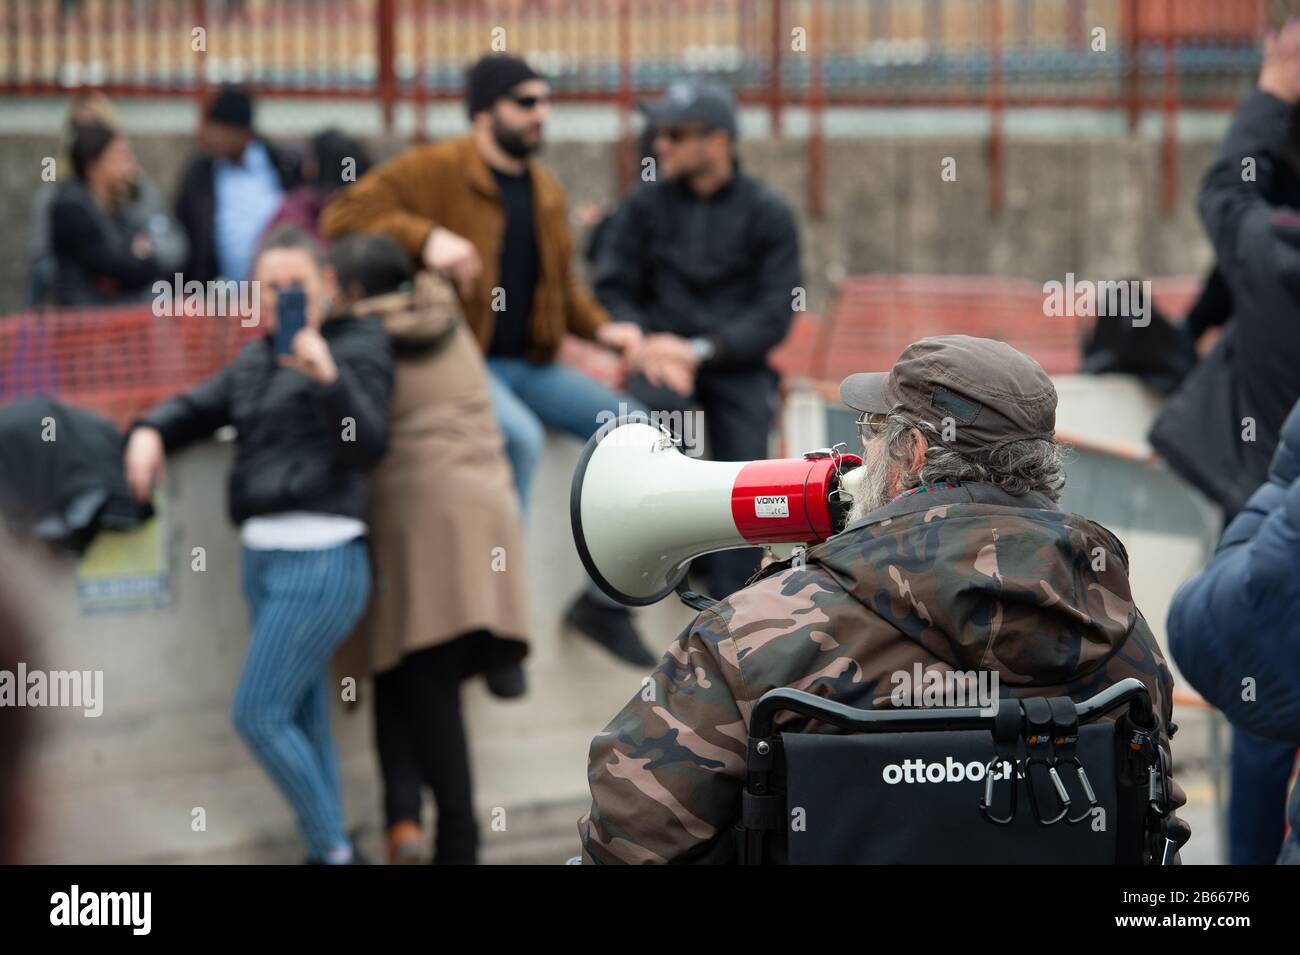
left=234, top=540, right=370, bottom=860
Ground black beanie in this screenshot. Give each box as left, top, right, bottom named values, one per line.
left=207, top=86, right=253, bottom=129
left=465, top=55, right=542, bottom=117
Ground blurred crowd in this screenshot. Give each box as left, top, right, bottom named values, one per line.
left=6, top=54, right=801, bottom=864
left=4, top=25, right=1300, bottom=865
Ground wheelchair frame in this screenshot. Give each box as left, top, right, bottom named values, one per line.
left=735, top=677, right=1183, bottom=865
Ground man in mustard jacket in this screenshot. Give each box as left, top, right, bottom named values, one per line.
left=323, top=54, right=656, bottom=669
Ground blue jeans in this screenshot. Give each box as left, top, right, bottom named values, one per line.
left=486, top=356, right=640, bottom=516
left=234, top=540, right=370, bottom=859
left=1228, top=727, right=1298, bottom=864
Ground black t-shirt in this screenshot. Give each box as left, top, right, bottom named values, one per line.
left=488, top=167, right=539, bottom=357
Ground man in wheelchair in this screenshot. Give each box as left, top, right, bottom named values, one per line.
left=578, top=335, right=1186, bottom=864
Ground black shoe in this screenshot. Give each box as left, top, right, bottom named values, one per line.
left=485, top=663, right=527, bottom=699
left=563, top=594, right=657, bottom=667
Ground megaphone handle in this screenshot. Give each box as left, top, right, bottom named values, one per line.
left=674, top=578, right=718, bottom=612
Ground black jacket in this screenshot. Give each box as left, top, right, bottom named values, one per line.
left=49, top=179, right=165, bottom=306
left=173, top=137, right=300, bottom=284
left=136, top=316, right=393, bottom=525
left=591, top=168, right=801, bottom=369
left=1150, top=90, right=1300, bottom=517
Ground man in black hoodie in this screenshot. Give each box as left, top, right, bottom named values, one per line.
left=593, top=80, right=801, bottom=601
left=1151, top=23, right=1300, bottom=518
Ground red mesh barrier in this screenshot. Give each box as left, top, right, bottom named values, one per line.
left=771, top=274, right=1204, bottom=386
left=0, top=306, right=262, bottom=429
left=0, top=275, right=1206, bottom=428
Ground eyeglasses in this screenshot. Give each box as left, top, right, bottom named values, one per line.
left=657, top=125, right=710, bottom=143
left=855, top=412, right=888, bottom=446
left=508, top=93, right=551, bottom=111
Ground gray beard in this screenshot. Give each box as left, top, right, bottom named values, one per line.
left=844, top=448, right=894, bottom=524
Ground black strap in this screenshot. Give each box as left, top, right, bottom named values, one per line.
left=1022, top=697, right=1054, bottom=755
left=1047, top=697, right=1079, bottom=751
left=992, top=697, right=1020, bottom=749
left=740, top=792, right=785, bottom=831
left=733, top=825, right=765, bottom=865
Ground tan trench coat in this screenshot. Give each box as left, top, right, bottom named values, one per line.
left=337, top=274, right=529, bottom=677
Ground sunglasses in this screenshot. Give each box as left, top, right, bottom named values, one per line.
left=508, top=93, right=551, bottom=110
left=855, top=412, right=889, bottom=445
left=658, top=125, right=711, bottom=143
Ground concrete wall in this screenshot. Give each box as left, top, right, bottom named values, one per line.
left=0, top=131, right=1217, bottom=315
left=18, top=433, right=695, bottom=864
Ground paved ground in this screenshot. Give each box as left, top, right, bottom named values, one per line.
left=140, top=767, right=1223, bottom=866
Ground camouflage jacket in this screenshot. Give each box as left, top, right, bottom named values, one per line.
left=578, top=483, right=1180, bottom=864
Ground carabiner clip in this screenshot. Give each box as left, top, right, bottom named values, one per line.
left=1023, top=747, right=1071, bottom=826
left=1129, top=725, right=1169, bottom=817
left=979, top=755, right=1018, bottom=825
left=1019, top=699, right=1068, bottom=825
left=1059, top=755, right=1098, bottom=824
left=980, top=697, right=1023, bottom=825
left=1043, top=699, right=1094, bottom=823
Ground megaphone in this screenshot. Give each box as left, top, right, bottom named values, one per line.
left=571, top=415, right=863, bottom=606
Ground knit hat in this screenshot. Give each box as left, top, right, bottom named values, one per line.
left=465, top=54, right=543, bottom=117
left=207, top=86, right=253, bottom=129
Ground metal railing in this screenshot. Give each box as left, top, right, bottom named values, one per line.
left=0, top=0, right=1275, bottom=214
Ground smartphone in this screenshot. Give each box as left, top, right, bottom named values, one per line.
left=273, top=286, right=306, bottom=356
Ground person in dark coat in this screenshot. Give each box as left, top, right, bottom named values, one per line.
left=1169, top=396, right=1300, bottom=865
left=124, top=225, right=393, bottom=864
left=1150, top=21, right=1300, bottom=865
left=173, top=86, right=300, bottom=285
left=592, top=80, right=802, bottom=600
left=1150, top=29, right=1300, bottom=517
left=28, top=92, right=187, bottom=307
left=48, top=122, right=168, bottom=306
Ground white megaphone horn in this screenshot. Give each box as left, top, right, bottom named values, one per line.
left=570, top=415, right=862, bottom=606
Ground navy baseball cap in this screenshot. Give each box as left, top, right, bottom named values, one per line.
left=641, top=79, right=738, bottom=138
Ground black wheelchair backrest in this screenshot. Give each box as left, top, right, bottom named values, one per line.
left=736, top=678, right=1176, bottom=865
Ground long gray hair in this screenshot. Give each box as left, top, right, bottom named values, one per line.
left=846, top=411, right=1068, bottom=516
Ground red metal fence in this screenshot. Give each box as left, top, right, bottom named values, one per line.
left=0, top=0, right=1276, bottom=213
left=1, top=1, right=1269, bottom=111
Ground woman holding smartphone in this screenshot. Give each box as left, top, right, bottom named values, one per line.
left=123, top=225, right=394, bottom=864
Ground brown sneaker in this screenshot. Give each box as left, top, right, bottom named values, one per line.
left=387, top=821, right=425, bottom=865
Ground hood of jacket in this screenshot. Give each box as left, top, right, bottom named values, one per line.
left=808, top=483, right=1142, bottom=687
